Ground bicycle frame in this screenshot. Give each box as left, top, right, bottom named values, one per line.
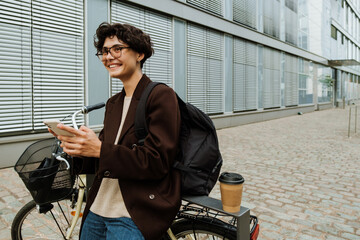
left=65, top=174, right=86, bottom=239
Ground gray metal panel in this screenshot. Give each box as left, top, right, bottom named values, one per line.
left=258, top=45, right=263, bottom=109
left=336, top=69, right=342, bottom=100
left=224, top=0, right=233, bottom=20
left=174, top=19, right=187, bottom=100
left=87, top=0, right=109, bottom=126
left=225, top=35, right=233, bottom=113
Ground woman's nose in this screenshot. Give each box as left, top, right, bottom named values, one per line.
left=105, top=52, right=115, bottom=60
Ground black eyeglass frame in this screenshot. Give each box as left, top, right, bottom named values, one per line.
left=95, top=45, right=131, bottom=61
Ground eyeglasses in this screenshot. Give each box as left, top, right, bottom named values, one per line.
left=96, top=45, right=131, bottom=61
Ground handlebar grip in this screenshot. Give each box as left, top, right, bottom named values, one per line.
left=82, top=102, right=105, bottom=114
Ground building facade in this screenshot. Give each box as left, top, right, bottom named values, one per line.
left=1, top=0, right=359, bottom=168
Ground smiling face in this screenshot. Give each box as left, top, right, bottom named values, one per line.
left=102, top=35, right=144, bottom=82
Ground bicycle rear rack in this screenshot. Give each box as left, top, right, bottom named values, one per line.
left=182, top=195, right=250, bottom=240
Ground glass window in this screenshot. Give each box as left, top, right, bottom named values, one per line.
left=187, top=0, right=223, bottom=16
left=298, top=58, right=313, bottom=105
left=263, top=0, right=280, bottom=38
left=187, top=23, right=224, bottom=115
left=285, top=0, right=298, bottom=45
left=0, top=0, right=84, bottom=136
left=331, top=25, right=337, bottom=39
left=284, top=54, right=298, bottom=106
left=233, top=37, right=257, bottom=111
left=263, top=47, right=281, bottom=108
left=317, top=65, right=333, bottom=103
left=233, top=0, right=257, bottom=29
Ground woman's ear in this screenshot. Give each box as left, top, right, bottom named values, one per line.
left=137, top=53, right=145, bottom=62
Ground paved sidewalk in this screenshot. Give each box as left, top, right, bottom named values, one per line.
left=1, top=108, right=360, bottom=239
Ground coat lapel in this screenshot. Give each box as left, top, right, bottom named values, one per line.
left=105, top=90, right=125, bottom=144
left=117, top=74, right=151, bottom=144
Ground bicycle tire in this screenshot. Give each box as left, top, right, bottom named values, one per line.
left=11, top=199, right=81, bottom=240
left=168, top=217, right=237, bottom=240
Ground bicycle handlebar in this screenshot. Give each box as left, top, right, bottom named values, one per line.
left=82, top=102, right=105, bottom=114
left=72, top=102, right=105, bottom=130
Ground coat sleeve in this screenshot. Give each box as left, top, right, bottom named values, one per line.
left=98, top=85, right=181, bottom=180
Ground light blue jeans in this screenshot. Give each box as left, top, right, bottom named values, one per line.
left=80, top=211, right=144, bottom=240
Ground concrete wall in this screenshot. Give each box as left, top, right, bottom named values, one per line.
left=1, top=106, right=322, bottom=169
left=213, top=105, right=316, bottom=129
left=317, top=103, right=334, bottom=111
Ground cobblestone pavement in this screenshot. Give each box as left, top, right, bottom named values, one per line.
left=1, top=108, right=360, bottom=239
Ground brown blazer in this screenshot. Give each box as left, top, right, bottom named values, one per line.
left=74, top=75, right=181, bottom=240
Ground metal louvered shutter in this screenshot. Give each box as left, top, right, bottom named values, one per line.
left=263, top=0, right=280, bottom=38
left=187, top=0, right=223, bottom=16
left=111, top=1, right=173, bottom=96
left=284, top=54, right=298, bottom=106
left=233, top=0, right=256, bottom=29
left=233, top=38, right=257, bottom=111
left=263, top=47, right=281, bottom=108
left=207, top=29, right=223, bottom=114
left=187, top=23, right=223, bottom=115
left=32, top=0, right=84, bottom=130
left=285, top=0, right=298, bottom=45
left=299, top=58, right=312, bottom=104
left=0, top=0, right=84, bottom=135
left=0, top=0, right=32, bottom=134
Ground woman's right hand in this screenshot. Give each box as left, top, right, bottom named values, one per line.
left=56, top=124, right=102, bottom=158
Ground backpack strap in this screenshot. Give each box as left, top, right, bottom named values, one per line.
left=135, top=81, right=164, bottom=146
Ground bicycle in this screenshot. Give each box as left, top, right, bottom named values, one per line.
left=11, top=103, right=260, bottom=240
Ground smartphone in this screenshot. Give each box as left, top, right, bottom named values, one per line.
left=43, top=119, right=75, bottom=137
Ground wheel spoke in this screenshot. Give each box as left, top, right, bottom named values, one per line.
left=49, top=210, right=66, bottom=239
left=57, top=201, right=70, bottom=226
left=11, top=200, right=82, bottom=240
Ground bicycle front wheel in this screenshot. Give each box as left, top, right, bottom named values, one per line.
left=11, top=200, right=81, bottom=240
left=170, top=217, right=237, bottom=240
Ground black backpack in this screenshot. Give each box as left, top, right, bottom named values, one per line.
left=135, top=82, right=223, bottom=196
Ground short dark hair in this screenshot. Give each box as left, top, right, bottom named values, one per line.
left=94, top=22, right=154, bottom=68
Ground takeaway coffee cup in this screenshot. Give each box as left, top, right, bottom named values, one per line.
left=219, top=172, right=245, bottom=213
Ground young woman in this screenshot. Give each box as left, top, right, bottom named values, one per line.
left=53, top=22, right=181, bottom=240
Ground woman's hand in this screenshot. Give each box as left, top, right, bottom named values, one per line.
left=56, top=124, right=102, bottom=158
